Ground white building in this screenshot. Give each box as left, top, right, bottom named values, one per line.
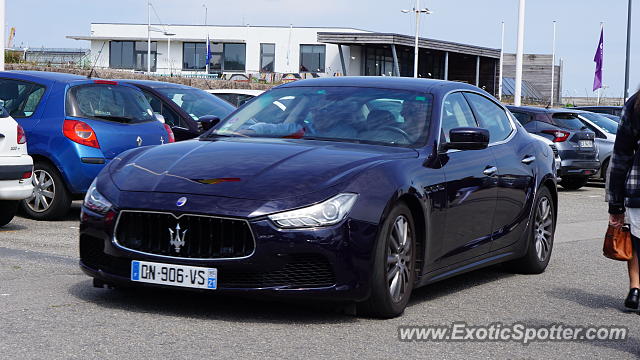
left=69, top=23, right=368, bottom=77
left=68, top=23, right=501, bottom=94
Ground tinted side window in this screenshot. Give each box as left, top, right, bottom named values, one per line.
left=0, top=78, right=46, bottom=118
left=464, top=93, right=512, bottom=142
left=143, top=91, right=183, bottom=128
left=510, top=111, right=531, bottom=125
left=441, top=92, right=477, bottom=141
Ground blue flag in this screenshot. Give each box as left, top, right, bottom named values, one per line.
left=206, top=35, right=211, bottom=66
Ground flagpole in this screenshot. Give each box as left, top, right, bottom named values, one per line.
left=147, top=0, right=151, bottom=73
left=550, top=21, right=556, bottom=107
left=624, top=0, right=632, bottom=101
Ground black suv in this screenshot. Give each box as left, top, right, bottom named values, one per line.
left=507, top=106, right=599, bottom=190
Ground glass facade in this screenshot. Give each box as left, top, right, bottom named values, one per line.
left=110, top=41, right=157, bottom=71
left=260, top=43, right=275, bottom=73
left=299, top=44, right=325, bottom=72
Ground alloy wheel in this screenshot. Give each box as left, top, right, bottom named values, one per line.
left=26, top=169, right=56, bottom=213
left=387, top=215, right=413, bottom=303
left=534, top=197, right=553, bottom=262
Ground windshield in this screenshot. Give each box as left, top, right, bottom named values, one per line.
left=580, top=112, right=619, bottom=134
left=208, top=86, right=433, bottom=147
left=156, top=87, right=235, bottom=121
left=66, top=83, right=156, bottom=123
left=552, top=113, right=587, bottom=130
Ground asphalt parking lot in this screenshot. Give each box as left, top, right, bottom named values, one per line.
left=1, top=183, right=638, bottom=359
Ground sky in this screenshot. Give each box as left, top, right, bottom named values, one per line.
left=6, top=0, right=638, bottom=98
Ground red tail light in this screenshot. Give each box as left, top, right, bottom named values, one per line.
left=93, top=80, right=118, bottom=85
left=541, top=129, right=570, bottom=142
left=21, top=171, right=32, bottom=179
left=16, top=124, right=26, bottom=144
left=163, top=124, right=175, bottom=143
left=63, top=119, right=100, bottom=148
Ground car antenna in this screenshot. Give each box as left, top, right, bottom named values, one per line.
left=87, top=42, right=106, bottom=79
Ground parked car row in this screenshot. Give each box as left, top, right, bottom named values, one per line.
left=0, top=71, right=238, bottom=223
left=507, top=105, right=619, bottom=190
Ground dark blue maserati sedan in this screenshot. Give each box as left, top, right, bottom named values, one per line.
left=79, top=77, right=557, bottom=318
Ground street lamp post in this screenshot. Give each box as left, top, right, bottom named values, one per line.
left=203, top=3, right=209, bottom=74
left=147, top=0, right=151, bottom=73
left=498, top=21, right=505, bottom=102
left=402, top=0, right=432, bottom=78
left=624, top=0, right=633, bottom=101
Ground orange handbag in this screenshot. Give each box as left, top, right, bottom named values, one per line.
left=603, top=225, right=633, bottom=261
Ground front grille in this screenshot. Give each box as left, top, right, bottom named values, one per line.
left=114, top=211, right=255, bottom=259
left=219, top=254, right=336, bottom=288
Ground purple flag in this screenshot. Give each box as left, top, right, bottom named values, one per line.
left=593, top=27, right=604, bottom=91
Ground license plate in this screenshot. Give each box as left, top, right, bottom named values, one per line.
left=131, top=260, right=217, bottom=290
left=579, top=140, right=593, bottom=148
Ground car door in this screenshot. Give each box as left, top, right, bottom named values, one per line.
left=437, top=92, right=498, bottom=267
left=465, top=92, right=535, bottom=250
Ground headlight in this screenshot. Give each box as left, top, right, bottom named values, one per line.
left=268, top=193, right=358, bottom=228
left=83, top=179, right=113, bottom=215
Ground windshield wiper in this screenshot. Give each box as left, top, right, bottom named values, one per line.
left=93, top=115, right=134, bottom=123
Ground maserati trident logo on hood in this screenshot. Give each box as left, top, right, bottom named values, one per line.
left=168, top=223, right=187, bottom=253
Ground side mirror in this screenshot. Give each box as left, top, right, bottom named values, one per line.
left=198, top=115, right=221, bottom=132
left=443, top=127, right=490, bottom=151
left=154, top=113, right=166, bottom=124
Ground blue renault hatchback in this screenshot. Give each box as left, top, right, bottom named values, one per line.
left=0, top=71, right=172, bottom=220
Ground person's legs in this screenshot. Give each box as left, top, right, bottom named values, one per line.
left=630, top=236, right=640, bottom=289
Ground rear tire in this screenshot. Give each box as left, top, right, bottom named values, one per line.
left=20, top=161, right=71, bottom=220
left=358, top=202, right=416, bottom=318
left=0, top=200, right=19, bottom=227
left=559, top=176, right=588, bottom=190
left=505, top=187, right=555, bottom=274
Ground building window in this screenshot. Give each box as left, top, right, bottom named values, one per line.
left=299, top=44, right=325, bottom=73
left=183, top=42, right=245, bottom=72
left=223, top=43, right=246, bottom=71
left=183, top=42, right=207, bottom=70
left=260, top=43, right=275, bottom=73
left=110, top=41, right=156, bottom=71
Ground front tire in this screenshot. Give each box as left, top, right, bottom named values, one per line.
left=359, top=202, right=416, bottom=318
left=506, top=187, right=555, bottom=274
left=559, top=175, right=588, bottom=190
left=0, top=200, right=19, bottom=227
left=20, top=161, right=71, bottom=220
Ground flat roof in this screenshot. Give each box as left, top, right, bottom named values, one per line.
left=67, top=35, right=246, bottom=43
left=317, top=32, right=501, bottom=59
left=88, top=23, right=369, bottom=32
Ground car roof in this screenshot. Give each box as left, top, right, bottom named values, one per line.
left=206, top=89, right=264, bottom=96
left=118, top=79, right=196, bottom=90
left=573, top=106, right=622, bottom=109
left=0, top=70, right=88, bottom=83
left=276, top=76, right=487, bottom=95
left=506, top=105, right=580, bottom=115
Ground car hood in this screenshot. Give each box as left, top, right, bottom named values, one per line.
left=109, top=138, right=418, bottom=200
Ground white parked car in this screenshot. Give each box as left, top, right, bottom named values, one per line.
left=0, top=110, right=33, bottom=226
left=206, top=89, right=265, bottom=107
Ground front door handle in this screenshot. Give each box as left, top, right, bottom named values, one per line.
left=521, top=155, right=536, bottom=165
left=483, top=166, right=498, bottom=177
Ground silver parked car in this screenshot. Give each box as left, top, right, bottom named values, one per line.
left=576, top=111, right=618, bottom=181
left=530, top=133, right=562, bottom=179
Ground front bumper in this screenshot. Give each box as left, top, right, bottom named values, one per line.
left=79, top=207, right=379, bottom=302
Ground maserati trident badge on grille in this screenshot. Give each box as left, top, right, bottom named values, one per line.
left=169, top=223, right=187, bottom=253
left=176, top=197, right=187, bottom=207
left=136, top=136, right=143, bottom=147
